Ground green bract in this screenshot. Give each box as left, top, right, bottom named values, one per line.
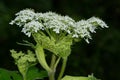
left=33, top=32, right=72, bottom=58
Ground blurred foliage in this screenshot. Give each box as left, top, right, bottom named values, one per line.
left=0, top=67, right=48, bottom=80
left=0, top=0, right=120, bottom=80
left=0, top=68, right=22, bottom=80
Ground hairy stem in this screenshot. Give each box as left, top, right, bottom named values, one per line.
left=57, top=58, right=67, bottom=80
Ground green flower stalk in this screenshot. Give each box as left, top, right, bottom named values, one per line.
left=10, top=9, right=108, bottom=80
left=35, top=44, right=52, bottom=72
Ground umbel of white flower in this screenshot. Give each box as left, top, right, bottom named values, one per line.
left=9, top=9, right=108, bottom=80
left=10, top=9, right=108, bottom=44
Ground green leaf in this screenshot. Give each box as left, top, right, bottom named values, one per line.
left=26, top=66, right=48, bottom=80
left=61, top=76, right=88, bottom=80
left=0, top=68, right=22, bottom=80
left=61, top=74, right=99, bottom=80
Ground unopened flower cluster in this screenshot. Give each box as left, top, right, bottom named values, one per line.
left=10, top=49, right=36, bottom=65
left=10, top=9, right=108, bottom=43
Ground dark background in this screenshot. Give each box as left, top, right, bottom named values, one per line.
left=0, top=0, right=120, bottom=80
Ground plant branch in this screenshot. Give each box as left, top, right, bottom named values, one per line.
left=50, top=54, right=57, bottom=69
left=54, top=57, right=61, bottom=69
left=57, top=57, right=67, bottom=80
left=35, top=44, right=52, bottom=72
left=49, top=54, right=56, bottom=80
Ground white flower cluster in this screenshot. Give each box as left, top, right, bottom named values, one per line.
left=10, top=9, right=108, bottom=43
left=36, top=12, right=75, bottom=34
left=21, top=20, right=44, bottom=37
left=73, top=17, right=108, bottom=43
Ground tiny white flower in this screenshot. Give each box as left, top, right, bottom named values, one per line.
left=25, top=32, right=31, bottom=37
left=53, top=28, right=60, bottom=33
left=72, top=34, right=79, bottom=38
left=85, top=38, right=90, bottom=44
left=9, top=20, right=14, bottom=25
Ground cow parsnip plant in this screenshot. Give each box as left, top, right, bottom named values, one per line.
left=9, top=9, right=108, bottom=80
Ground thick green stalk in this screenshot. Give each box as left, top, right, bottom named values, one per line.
left=17, top=65, right=28, bottom=80
left=35, top=44, right=52, bottom=72
left=23, top=75, right=27, bottom=80
left=57, top=58, right=67, bottom=80
left=50, top=54, right=57, bottom=69
left=49, top=71, right=55, bottom=80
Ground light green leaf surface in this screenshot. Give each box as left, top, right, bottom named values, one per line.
left=61, top=74, right=99, bottom=80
